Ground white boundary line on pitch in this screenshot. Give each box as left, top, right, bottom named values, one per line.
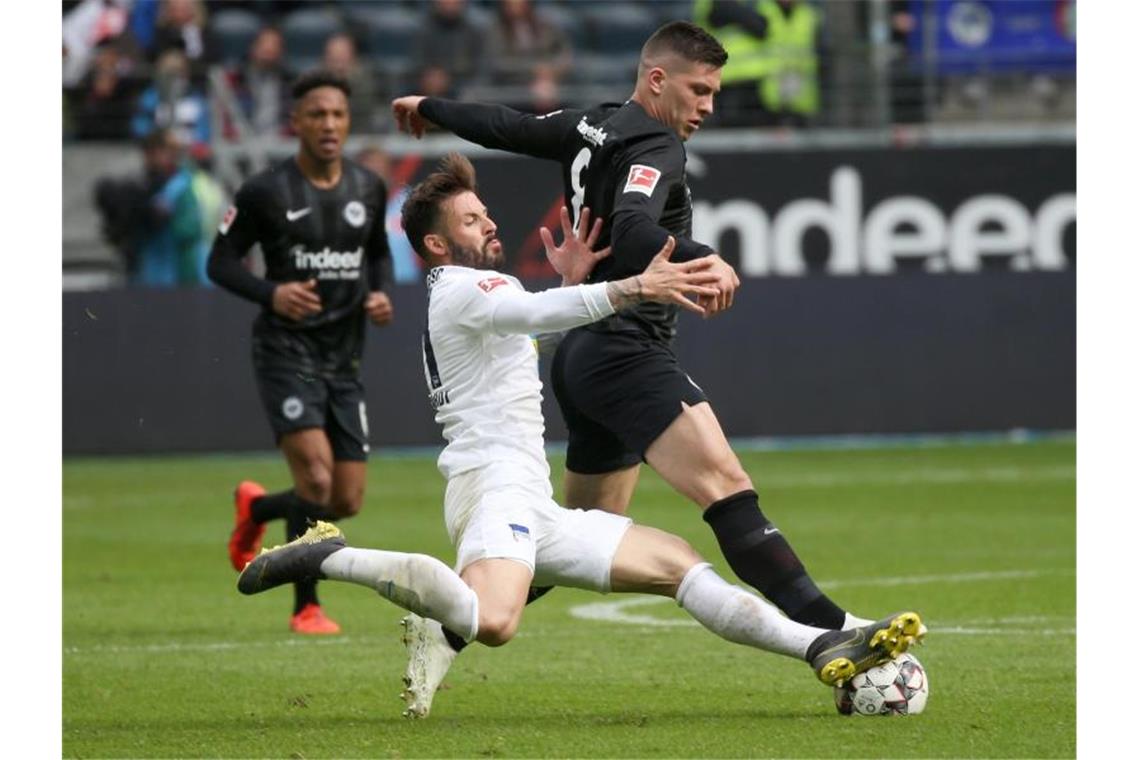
left=64, top=569, right=1074, bottom=655
left=569, top=569, right=1076, bottom=631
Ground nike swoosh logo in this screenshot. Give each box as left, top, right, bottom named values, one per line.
left=764, top=527, right=780, bottom=535
left=286, top=207, right=312, bottom=221
left=821, top=628, right=865, bottom=655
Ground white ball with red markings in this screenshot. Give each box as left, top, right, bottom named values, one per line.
left=833, top=653, right=929, bottom=716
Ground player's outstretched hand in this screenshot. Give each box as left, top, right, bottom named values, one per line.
left=541, top=206, right=610, bottom=286
left=365, top=291, right=394, bottom=326
left=638, top=237, right=721, bottom=315
left=698, top=254, right=741, bottom=318
left=391, top=96, right=433, bottom=138
left=272, top=279, right=322, bottom=322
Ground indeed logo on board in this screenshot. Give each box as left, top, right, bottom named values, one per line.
left=692, top=166, right=1075, bottom=276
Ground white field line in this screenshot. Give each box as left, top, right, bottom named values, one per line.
left=569, top=569, right=1075, bottom=632
left=65, top=570, right=1074, bottom=656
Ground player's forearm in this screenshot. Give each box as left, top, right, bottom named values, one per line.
left=419, top=98, right=547, bottom=157
left=611, top=210, right=714, bottom=269
left=489, top=283, right=614, bottom=335
left=604, top=276, right=645, bottom=312
left=206, top=240, right=276, bottom=306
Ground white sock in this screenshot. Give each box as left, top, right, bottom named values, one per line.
left=675, top=563, right=828, bottom=659
left=843, top=612, right=873, bottom=630
left=320, top=548, right=480, bottom=641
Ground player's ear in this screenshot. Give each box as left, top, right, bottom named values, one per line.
left=647, top=66, right=667, bottom=96
left=424, top=233, right=448, bottom=260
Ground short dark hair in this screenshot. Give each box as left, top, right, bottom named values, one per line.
left=290, top=69, right=352, bottom=101
left=401, top=153, right=478, bottom=260
left=640, top=21, right=728, bottom=69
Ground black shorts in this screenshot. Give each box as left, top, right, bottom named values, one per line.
left=550, top=321, right=708, bottom=475
left=251, top=328, right=370, bottom=462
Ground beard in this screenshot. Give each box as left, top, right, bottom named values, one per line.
left=446, top=236, right=503, bottom=270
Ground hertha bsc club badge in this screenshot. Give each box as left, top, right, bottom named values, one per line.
left=344, top=201, right=366, bottom=228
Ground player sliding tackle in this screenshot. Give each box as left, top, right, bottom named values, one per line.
left=237, top=154, right=925, bottom=718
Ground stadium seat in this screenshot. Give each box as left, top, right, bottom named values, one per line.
left=348, top=4, right=419, bottom=66
left=580, top=2, right=658, bottom=55
left=652, top=1, right=697, bottom=26
left=209, top=9, right=263, bottom=66
left=535, top=3, right=586, bottom=51
left=281, top=7, right=344, bottom=70
left=572, top=52, right=640, bottom=89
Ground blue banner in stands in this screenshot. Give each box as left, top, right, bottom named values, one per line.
left=908, top=0, right=1076, bottom=73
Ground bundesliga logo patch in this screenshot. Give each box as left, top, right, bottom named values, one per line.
left=623, top=165, right=661, bottom=197
left=509, top=523, right=531, bottom=542
left=477, top=276, right=509, bottom=293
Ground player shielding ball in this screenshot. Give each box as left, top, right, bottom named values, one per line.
left=392, top=22, right=884, bottom=643
left=236, top=154, right=925, bottom=719
left=208, top=70, right=394, bottom=634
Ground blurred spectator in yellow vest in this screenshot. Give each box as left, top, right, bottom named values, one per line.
left=695, top=0, right=821, bottom=127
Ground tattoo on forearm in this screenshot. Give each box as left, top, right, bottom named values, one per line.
left=606, top=275, right=644, bottom=310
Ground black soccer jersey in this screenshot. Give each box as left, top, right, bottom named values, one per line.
left=208, top=157, right=391, bottom=336
left=419, top=98, right=715, bottom=343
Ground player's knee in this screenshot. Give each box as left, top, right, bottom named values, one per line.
left=476, top=610, right=521, bottom=647
left=699, top=456, right=752, bottom=505
left=295, top=465, right=333, bottom=505
left=656, top=535, right=704, bottom=589
left=328, top=488, right=364, bottom=518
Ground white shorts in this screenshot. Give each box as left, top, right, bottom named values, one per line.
left=444, top=466, right=633, bottom=592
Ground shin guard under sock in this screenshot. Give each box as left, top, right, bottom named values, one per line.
left=703, top=490, right=846, bottom=629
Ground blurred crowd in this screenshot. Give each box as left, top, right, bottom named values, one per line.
left=63, top=0, right=1075, bottom=288
left=62, top=0, right=855, bottom=147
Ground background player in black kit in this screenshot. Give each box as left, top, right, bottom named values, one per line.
left=393, top=22, right=889, bottom=635
left=208, top=70, right=394, bottom=635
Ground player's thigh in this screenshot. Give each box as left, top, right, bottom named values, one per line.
left=280, top=428, right=335, bottom=501
left=325, top=376, right=370, bottom=463
left=325, top=377, right=370, bottom=515
left=451, top=483, right=541, bottom=585
left=460, top=558, right=533, bottom=647
left=531, top=503, right=633, bottom=593
left=550, top=328, right=645, bottom=479
left=330, top=461, right=366, bottom=517
left=553, top=326, right=706, bottom=481
left=644, top=401, right=753, bottom=508
left=563, top=464, right=641, bottom=514
left=609, top=524, right=705, bottom=597
left=253, top=361, right=330, bottom=449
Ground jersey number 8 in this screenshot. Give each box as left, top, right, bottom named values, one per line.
left=569, top=147, right=591, bottom=235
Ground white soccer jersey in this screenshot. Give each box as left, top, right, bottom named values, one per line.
left=422, top=265, right=615, bottom=486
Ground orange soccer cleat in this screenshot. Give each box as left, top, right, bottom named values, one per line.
left=228, top=480, right=267, bottom=571
left=290, top=603, right=341, bottom=635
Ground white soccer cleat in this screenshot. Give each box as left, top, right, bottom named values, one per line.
left=400, top=613, right=458, bottom=719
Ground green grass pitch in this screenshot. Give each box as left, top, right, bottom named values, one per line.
left=63, top=439, right=1074, bottom=758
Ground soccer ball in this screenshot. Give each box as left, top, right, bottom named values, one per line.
left=833, top=653, right=929, bottom=716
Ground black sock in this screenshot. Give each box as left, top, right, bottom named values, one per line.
left=285, top=494, right=336, bottom=614
left=250, top=490, right=293, bottom=524
left=440, top=586, right=554, bottom=654
left=703, top=490, right=846, bottom=629
left=252, top=490, right=338, bottom=525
